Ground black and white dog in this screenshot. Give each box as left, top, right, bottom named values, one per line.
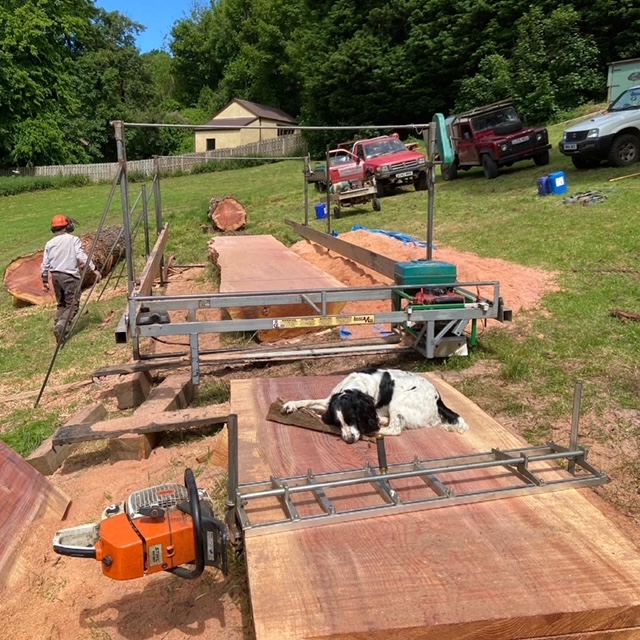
left=281, top=367, right=469, bottom=444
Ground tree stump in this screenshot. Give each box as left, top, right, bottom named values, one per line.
left=208, top=197, right=247, bottom=232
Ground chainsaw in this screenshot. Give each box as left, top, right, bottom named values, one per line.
left=52, top=469, right=228, bottom=581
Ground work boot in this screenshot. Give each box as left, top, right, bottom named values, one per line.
left=53, top=324, right=65, bottom=345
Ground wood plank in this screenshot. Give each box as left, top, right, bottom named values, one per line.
left=0, top=441, right=70, bottom=589
left=109, top=374, right=195, bottom=462
left=134, top=223, right=169, bottom=297
left=27, top=403, right=107, bottom=475
left=52, top=404, right=230, bottom=446
left=209, top=235, right=347, bottom=341
left=230, top=375, right=640, bottom=640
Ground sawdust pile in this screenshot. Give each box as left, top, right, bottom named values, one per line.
left=290, top=229, right=561, bottom=340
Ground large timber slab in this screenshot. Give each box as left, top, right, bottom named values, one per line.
left=209, top=235, right=346, bottom=341
left=0, top=441, right=70, bottom=589
left=230, top=375, right=640, bottom=640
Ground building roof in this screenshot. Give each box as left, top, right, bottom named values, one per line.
left=234, top=99, right=297, bottom=123
left=202, top=116, right=257, bottom=129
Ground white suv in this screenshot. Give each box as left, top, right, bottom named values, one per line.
left=559, top=86, right=640, bottom=169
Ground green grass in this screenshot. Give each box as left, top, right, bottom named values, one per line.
left=2, top=116, right=640, bottom=455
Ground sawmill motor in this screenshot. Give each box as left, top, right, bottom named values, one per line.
left=393, top=260, right=473, bottom=357
left=52, top=469, right=228, bottom=581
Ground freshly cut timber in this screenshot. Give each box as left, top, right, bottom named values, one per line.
left=208, top=196, right=247, bottom=232
left=231, top=374, right=640, bottom=640
left=0, top=440, right=69, bottom=589
left=3, top=226, right=126, bottom=306
left=209, top=235, right=346, bottom=341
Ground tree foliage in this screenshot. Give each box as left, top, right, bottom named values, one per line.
left=1, top=0, right=639, bottom=167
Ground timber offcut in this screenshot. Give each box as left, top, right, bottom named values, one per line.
left=230, top=375, right=640, bottom=640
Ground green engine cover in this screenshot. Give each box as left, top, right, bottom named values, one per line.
left=394, top=260, right=457, bottom=286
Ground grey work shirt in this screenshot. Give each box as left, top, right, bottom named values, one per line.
left=41, top=233, right=95, bottom=279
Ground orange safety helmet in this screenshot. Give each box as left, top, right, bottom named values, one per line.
left=51, top=214, right=71, bottom=231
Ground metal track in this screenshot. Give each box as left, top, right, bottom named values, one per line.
left=231, top=442, right=609, bottom=538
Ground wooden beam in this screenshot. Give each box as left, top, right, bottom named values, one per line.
left=134, top=222, right=169, bottom=297
left=109, top=374, right=195, bottom=462
left=27, top=403, right=107, bottom=475
left=286, top=219, right=397, bottom=279
left=53, top=404, right=230, bottom=446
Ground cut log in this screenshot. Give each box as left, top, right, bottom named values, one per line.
left=208, top=196, right=247, bottom=232
left=231, top=375, right=640, bottom=640
left=209, top=235, right=346, bottom=341
left=3, top=225, right=126, bottom=306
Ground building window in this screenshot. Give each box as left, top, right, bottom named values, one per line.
left=277, top=128, right=295, bottom=136
left=206, top=138, right=216, bottom=151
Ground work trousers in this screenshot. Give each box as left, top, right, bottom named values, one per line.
left=51, top=271, right=81, bottom=331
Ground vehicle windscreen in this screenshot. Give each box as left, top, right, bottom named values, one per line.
left=363, top=138, right=406, bottom=158
left=328, top=153, right=353, bottom=167
left=610, top=87, right=640, bottom=112
left=471, top=107, right=519, bottom=132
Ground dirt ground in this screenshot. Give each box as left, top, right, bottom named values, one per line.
left=3, top=229, right=631, bottom=640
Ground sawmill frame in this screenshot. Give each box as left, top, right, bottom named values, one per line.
left=111, top=120, right=511, bottom=384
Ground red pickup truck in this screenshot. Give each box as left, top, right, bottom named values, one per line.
left=350, top=135, right=428, bottom=196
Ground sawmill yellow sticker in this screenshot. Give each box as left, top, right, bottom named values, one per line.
left=272, top=315, right=375, bottom=329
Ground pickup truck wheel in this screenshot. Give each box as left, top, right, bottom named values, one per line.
left=571, top=156, right=600, bottom=169
left=481, top=154, right=499, bottom=179
left=533, top=149, right=550, bottom=166
left=372, top=196, right=381, bottom=212
left=413, top=170, right=428, bottom=191
left=441, top=163, right=458, bottom=181
left=608, top=134, right=640, bottom=167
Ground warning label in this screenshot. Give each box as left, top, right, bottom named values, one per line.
left=272, top=315, right=375, bottom=329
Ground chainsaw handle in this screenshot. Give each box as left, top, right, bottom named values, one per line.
left=169, top=468, right=204, bottom=580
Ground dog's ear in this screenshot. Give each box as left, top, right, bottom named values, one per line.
left=322, top=394, right=340, bottom=426
left=351, top=391, right=379, bottom=436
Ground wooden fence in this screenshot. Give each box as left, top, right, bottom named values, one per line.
left=0, top=134, right=306, bottom=182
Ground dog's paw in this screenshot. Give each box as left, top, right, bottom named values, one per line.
left=446, top=418, right=469, bottom=434
left=378, top=425, right=402, bottom=437
left=281, top=401, right=297, bottom=414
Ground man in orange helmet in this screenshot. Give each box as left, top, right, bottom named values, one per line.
left=41, top=214, right=102, bottom=344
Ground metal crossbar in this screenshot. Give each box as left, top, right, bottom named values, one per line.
left=232, top=443, right=609, bottom=538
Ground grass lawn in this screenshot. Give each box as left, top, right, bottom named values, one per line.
left=1, top=117, right=639, bottom=475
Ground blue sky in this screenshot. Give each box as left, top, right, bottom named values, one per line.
left=94, top=0, right=194, bottom=53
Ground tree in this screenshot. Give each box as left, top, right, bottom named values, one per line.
left=0, top=0, right=96, bottom=166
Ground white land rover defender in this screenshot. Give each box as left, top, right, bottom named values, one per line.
left=559, top=86, right=640, bottom=169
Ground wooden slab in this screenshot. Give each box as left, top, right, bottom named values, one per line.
left=0, top=441, right=70, bottom=589
left=209, top=235, right=346, bottom=341
left=230, top=375, right=640, bottom=640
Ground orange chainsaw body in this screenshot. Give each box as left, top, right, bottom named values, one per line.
left=53, top=472, right=229, bottom=581
left=95, top=510, right=197, bottom=580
